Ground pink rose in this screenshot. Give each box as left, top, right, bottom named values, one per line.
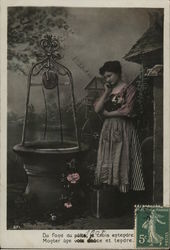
left=72, top=173, right=80, bottom=181
left=66, top=174, right=72, bottom=182
left=64, top=201, right=72, bottom=208
left=66, top=173, right=80, bottom=184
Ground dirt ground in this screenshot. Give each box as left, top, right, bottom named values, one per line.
left=7, top=182, right=134, bottom=230
left=19, top=214, right=134, bottom=230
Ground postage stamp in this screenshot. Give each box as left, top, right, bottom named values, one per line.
left=135, top=205, right=170, bottom=249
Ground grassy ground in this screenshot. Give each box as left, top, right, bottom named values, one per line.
left=17, top=214, right=134, bottom=230
left=7, top=182, right=134, bottom=230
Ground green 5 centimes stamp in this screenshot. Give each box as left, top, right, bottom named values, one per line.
left=135, top=205, right=170, bottom=249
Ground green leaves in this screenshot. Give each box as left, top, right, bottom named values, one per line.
left=8, top=7, right=69, bottom=75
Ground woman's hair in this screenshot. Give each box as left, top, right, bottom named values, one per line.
left=99, top=60, right=122, bottom=77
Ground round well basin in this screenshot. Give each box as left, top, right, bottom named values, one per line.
left=13, top=140, right=89, bottom=209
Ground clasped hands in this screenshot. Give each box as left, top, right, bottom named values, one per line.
left=103, top=109, right=117, bottom=117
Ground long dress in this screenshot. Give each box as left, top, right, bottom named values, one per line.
left=94, top=83, right=145, bottom=193
left=142, top=211, right=165, bottom=245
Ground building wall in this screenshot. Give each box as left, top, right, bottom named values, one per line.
left=153, top=76, right=163, bottom=204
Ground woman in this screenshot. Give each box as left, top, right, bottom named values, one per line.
left=142, top=210, right=165, bottom=246
left=94, top=61, right=145, bottom=195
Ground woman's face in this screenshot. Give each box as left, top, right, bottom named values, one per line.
left=103, top=71, right=120, bottom=86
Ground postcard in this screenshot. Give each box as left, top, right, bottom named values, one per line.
left=0, top=0, right=170, bottom=249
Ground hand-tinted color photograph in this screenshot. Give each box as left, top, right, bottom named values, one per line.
left=7, top=7, right=163, bottom=229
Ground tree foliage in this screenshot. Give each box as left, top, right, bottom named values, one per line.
left=8, top=7, right=70, bottom=75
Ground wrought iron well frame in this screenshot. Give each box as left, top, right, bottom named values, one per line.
left=21, top=35, right=80, bottom=149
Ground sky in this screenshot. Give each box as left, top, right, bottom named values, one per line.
left=8, top=7, right=153, bottom=115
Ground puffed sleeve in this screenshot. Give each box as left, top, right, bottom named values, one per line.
left=93, top=90, right=109, bottom=113
left=93, top=96, right=100, bottom=109
left=117, top=83, right=136, bottom=117
left=93, top=90, right=107, bottom=111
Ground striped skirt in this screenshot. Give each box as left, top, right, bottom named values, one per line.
left=94, top=117, right=145, bottom=192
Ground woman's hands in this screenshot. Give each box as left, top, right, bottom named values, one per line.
left=103, top=110, right=118, bottom=117
left=103, top=109, right=125, bottom=118
left=103, top=110, right=111, bottom=117
left=103, top=107, right=131, bottom=118
left=104, top=83, right=112, bottom=96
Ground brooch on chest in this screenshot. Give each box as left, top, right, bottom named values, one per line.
left=104, top=93, right=125, bottom=112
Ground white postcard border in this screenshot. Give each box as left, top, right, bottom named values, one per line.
left=0, top=0, right=169, bottom=249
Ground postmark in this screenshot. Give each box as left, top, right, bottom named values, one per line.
left=135, top=205, right=170, bottom=248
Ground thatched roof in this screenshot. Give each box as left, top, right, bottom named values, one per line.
left=124, top=16, right=163, bottom=64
